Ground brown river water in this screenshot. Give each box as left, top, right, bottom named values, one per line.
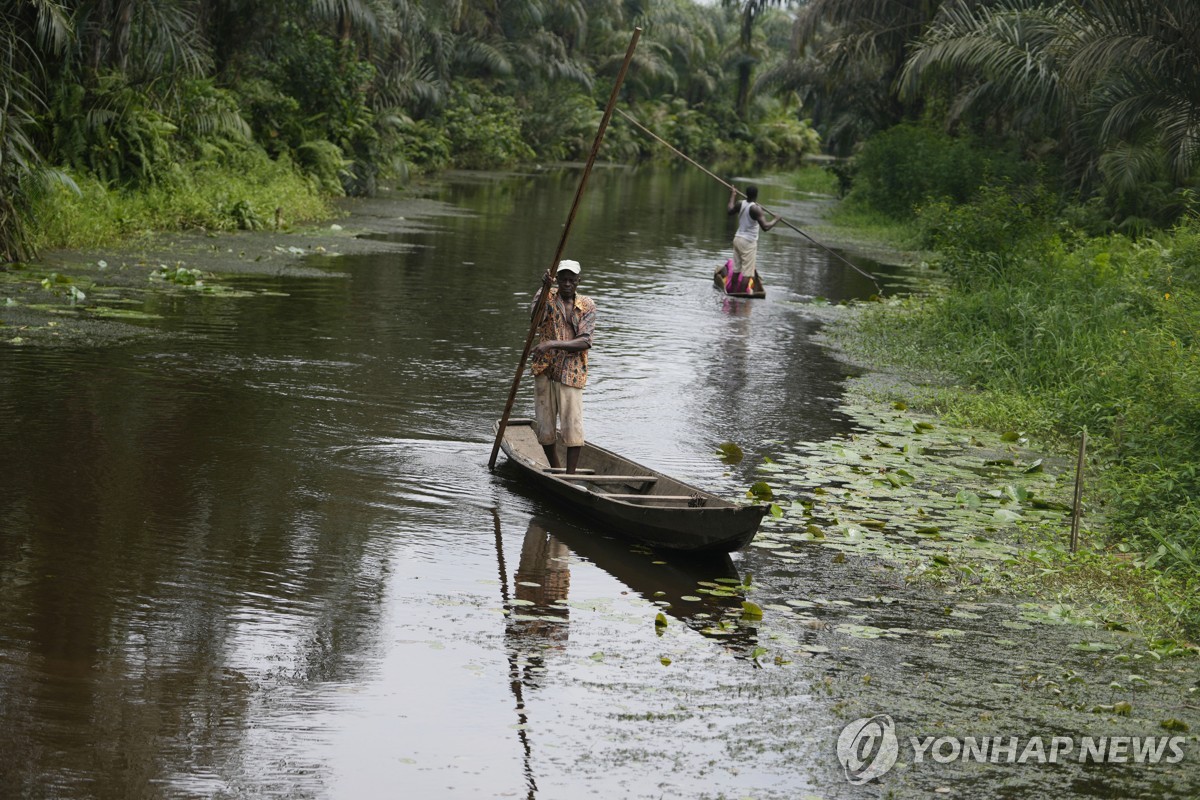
left=1, top=167, right=1196, bottom=799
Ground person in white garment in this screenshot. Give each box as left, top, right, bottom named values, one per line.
left=726, top=184, right=781, bottom=289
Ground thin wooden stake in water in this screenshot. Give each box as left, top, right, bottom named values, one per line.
left=488, top=28, right=642, bottom=470
left=614, top=107, right=883, bottom=296
left=1070, top=428, right=1087, bottom=553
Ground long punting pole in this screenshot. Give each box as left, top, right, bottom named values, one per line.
left=488, top=28, right=643, bottom=470
left=614, top=107, right=883, bottom=296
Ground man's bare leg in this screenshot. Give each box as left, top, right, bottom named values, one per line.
left=565, top=446, right=581, bottom=474
left=542, top=444, right=560, bottom=469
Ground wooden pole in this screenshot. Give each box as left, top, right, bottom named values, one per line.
left=488, top=28, right=642, bottom=470
left=1070, top=428, right=1087, bottom=553
left=613, top=107, right=883, bottom=296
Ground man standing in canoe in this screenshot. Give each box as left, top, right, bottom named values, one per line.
left=726, top=184, right=781, bottom=290
left=530, top=259, right=596, bottom=474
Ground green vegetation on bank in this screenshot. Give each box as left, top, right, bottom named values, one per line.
left=6, top=1, right=1194, bottom=261
left=819, top=122, right=1199, bottom=637
left=1, top=1, right=823, bottom=261
left=29, top=151, right=331, bottom=251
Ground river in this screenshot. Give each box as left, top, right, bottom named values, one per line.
left=1, top=166, right=1194, bottom=800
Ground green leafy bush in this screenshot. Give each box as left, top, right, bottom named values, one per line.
left=28, top=149, right=328, bottom=250
left=236, top=25, right=377, bottom=194
left=393, top=119, right=452, bottom=173
left=436, top=81, right=535, bottom=169
left=295, top=140, right=349, bottom=196
left=175, top=79, right=252, bottom=155
left=917, top=184, right=1058, bottom=288
left=744, top=97, right=822, bottom=169
left=518, top=87, right=600, bottom=162
left=849, top=123, right=1030, bottom=219
left=234, top=78, right=306, bottom=159
left=46, top=75, right=180, bottom=188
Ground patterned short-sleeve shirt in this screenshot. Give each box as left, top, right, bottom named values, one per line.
left=530, top=287, right=596, bottom=389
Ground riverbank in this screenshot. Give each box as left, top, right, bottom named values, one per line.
left=0, top=181, right=466, bottom=347
left=789, top=183, right=1200, bottom=648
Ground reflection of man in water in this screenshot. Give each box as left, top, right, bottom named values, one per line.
left=512, top=521, right=571, bottom=643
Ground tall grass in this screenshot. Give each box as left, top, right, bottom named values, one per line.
left=28, top=149, right=331, bottom=251
left=825, top=196, right=924, bottom=251
left=785, top=164, right=839, bottom=195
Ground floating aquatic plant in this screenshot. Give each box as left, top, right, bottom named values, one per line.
left=747, top=481, right=773, bottom=501
left=716, top=442, right=744, bottom=464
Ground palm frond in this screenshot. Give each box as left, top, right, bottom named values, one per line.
left=128, top=0, right=212, bottom=80
left=30, top=0, right=72, bottom=54
left=309, top=0, right=383, bottom=41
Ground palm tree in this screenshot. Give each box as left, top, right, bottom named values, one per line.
left=779, top=0, right=947, bottom=152
left=721, top=0, right=790, bottom=120
left=901, top=0, right=1200, bottom=204
left=649, top=0, right=724, bottom=105
left=1, top=0, right=71, bottom=262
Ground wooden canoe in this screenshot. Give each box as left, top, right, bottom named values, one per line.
left=495, top=419, right=767, bottom=553
left=713, top=262, right=767, bottom=298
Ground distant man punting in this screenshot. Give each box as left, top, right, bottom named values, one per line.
left=725, top=184, right=781, bottom=291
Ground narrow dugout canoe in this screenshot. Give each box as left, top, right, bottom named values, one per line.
left=495, top=419, right=767, bottom=553
left=713, top=262, right=767, bottom=298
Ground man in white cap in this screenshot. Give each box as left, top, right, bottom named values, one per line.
left=529, top=259, right=596, bottom=474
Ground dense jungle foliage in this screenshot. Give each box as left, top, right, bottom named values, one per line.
left=1, top=0, right=824, bottom=257
left=2, top=0, right=1197, bottom=629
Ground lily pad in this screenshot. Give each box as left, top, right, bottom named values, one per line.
left=747, top=481, right=774, bottom=501
left=717, top=442, right=744, bottom=464
left=835, top=624, right=891, bottom=639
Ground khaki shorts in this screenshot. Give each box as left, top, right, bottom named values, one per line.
left=732, top=235, right=758, bottom=278
left=534, top=374, right=585, bottom=447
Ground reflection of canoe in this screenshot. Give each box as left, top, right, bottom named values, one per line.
left=713, top=262, right=767, bottom=298
left=524, top=514, right=757, bottom=648
left=495, top=419, right=766, bottom=553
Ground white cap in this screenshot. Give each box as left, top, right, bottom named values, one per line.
left=556, top=260, right=581, bottom=274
